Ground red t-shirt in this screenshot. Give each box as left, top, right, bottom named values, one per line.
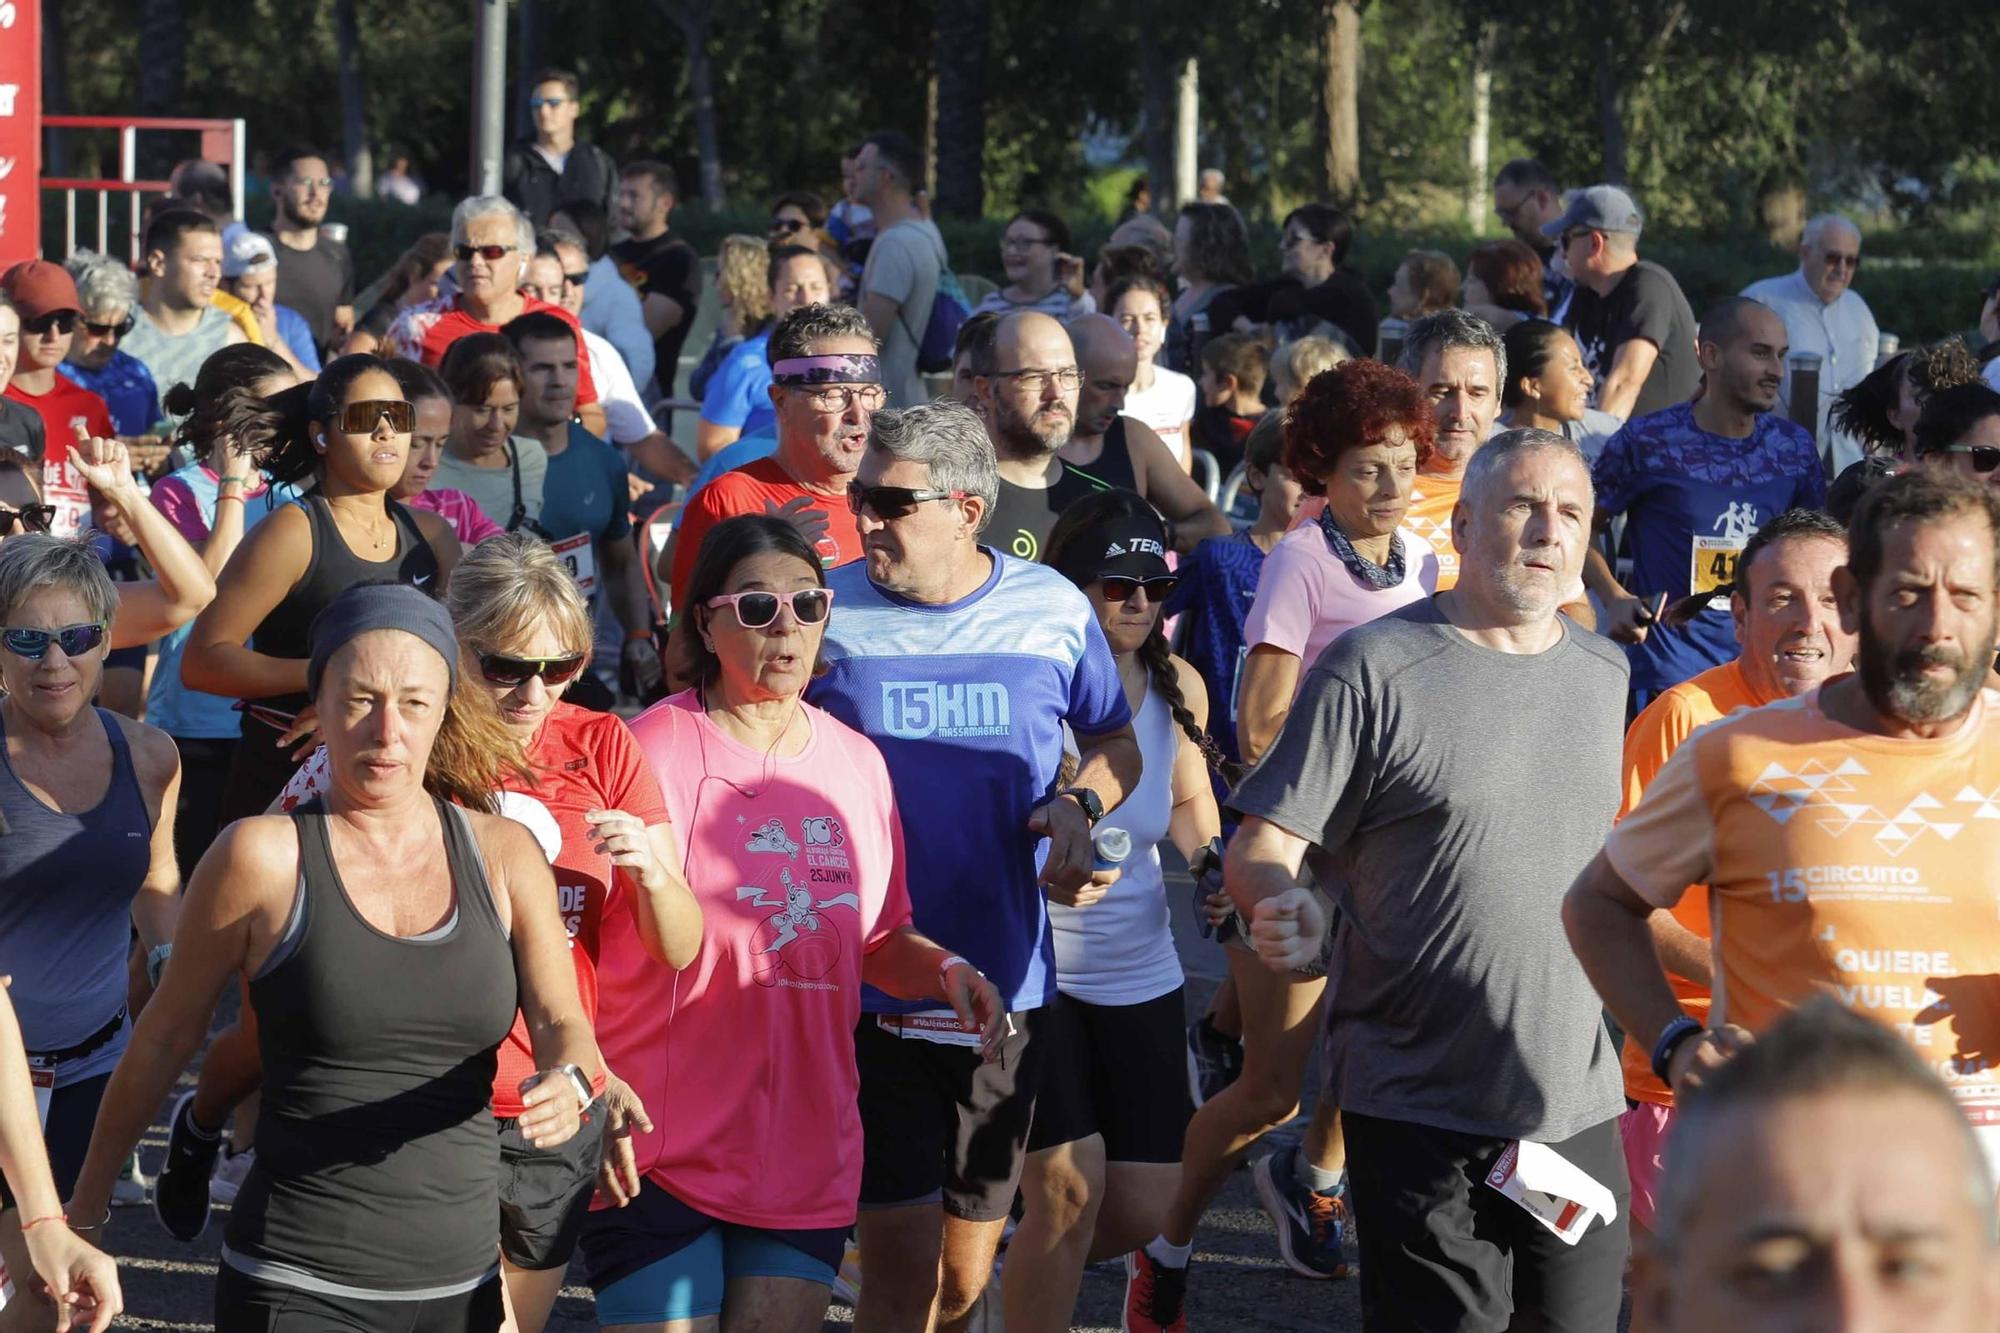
left=668, top=457, right=862, bottom=611
left=5, top=378, right=114, bottom=537
left=390, top=294, right=599, bottom=406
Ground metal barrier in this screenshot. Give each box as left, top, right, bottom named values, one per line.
left=1190, top=448, right=1220, bottom=502
left=41, top=115, right=246, bottom=261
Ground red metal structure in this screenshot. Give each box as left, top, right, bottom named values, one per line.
left=42, top=115, right=246, bottom=262
left=0, top=0, right=40, bottom=267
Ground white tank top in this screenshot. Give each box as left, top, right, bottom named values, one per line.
left=1049, top=684, right=1185, bottom=1005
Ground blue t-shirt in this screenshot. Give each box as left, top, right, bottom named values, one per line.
left=808, top=551, right=1132, bottom=1013
left=699, top=330, right=776, bottom=437
left=57, top=351, right=160, bottom=437
left=540, top=423, right=633, bottom=546
left=1592, top=402, right=1826, bottom=694
left=275, top=305, right=322, bottom=373
left=686, top=429, right=778, bottom=499
left=1163, top=529, right=1265, bottom=781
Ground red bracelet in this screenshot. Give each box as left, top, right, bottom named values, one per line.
left=19, top=1214, right=66, bottom=1234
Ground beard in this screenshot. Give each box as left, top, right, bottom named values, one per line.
left=992, top=397, right=1072, bottom=459
left=1858, top=632, right=1989, bottom=726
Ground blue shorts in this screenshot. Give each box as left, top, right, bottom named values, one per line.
left=583, top=1181, right=844, bottom=1325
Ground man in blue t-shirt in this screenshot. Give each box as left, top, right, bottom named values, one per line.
left=1584, top=297, right=1826, bottom=708
left=807, top=399, right=1139, bottom=1333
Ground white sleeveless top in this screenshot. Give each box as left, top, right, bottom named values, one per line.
left=1049, top=685, right=1185, bottom=1005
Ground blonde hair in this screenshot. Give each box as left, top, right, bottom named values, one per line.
left=423, top=674, right=536, bottom=812
left=445, top=532, right=595, bottom=667
left=717, top=234, right=773, bottom=331
left=1271, top=335, right=1350, bottom=404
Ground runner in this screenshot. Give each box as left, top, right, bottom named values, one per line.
left=69, top=582, right=601, bottom=1332
left=600, top=513, right=1003, bottom=1333
left=1004, top=492, right=1221, bottom=1333
left=385, top=356, right=505, bottom=547
left=1397, top=309, right=1506, bottom=589
left=806, top=400, right=1140, bottom=1332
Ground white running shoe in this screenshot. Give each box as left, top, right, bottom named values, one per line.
left=210, top=1144, right=256, bottom=1205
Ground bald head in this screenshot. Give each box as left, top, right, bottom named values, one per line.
left=979, top=311, right=1080, bottom=460
left=1067, top=314, right=1139, bottom=439
left=1699, top=296, right=1785, bottom=354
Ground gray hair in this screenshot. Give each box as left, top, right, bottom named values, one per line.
left=867, top=401, right=998, bottom=532
left=1398, top=308, right=1507, bottom=391
left=63, top=250, right=140, bottom=321
left=0, top=534, right=119, bottom=628
left=1800, top=212, right=1861, bottom=251
left=450, top=195, right=534, bottom=256
left=1652, top=998, right=1997, bottom=1255
left=1460, top=426, right=1589, bottom=508
left=769, top=302, right=879, bottom=364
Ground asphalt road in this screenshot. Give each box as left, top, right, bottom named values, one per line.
left=93, top=856, right=1362, bottom=1331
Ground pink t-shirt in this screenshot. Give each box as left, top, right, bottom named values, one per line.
left=610, top=690, right=912, bottom=1228
left=406, top=487, right=505, bottom=546
left=1243, top=521, right=1438, bottom=692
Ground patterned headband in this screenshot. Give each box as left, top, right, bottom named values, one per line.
left=772, top=353, right=881, bottom=386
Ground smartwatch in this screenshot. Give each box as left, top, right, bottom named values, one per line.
left=1057, top=786, right=1104, bottom=827
left=1649, top=1015, right=1704, bottom=1085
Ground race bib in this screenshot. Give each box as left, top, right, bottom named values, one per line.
left=1484, top=1140, right=1618, bottom=1246
left=550, top=530, right=598, bottom=596
left=878, top=1009, right=992, bottom=1049
left=29, top=1062, right=52, bottom=1131
left=1689, top=533, right=1745, bottom=598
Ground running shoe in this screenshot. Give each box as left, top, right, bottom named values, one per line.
left=210, top=1142, right=256, bottom=1205
left=111, top=1148, right=150, bottom=1206
left=1250, top=1148, right=1350, bottom=1279
left=1184, top=1017, right=1243, bottom=1109
left=152, top=1091, right=219, bottom=1240
left=1122, top=1248, right=1189, bottom=1333
left=831, top=1239, right=862, bottom=1307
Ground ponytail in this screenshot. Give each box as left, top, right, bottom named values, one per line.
left=1136, top=628, right=1238, bottom=783
left=240, top=352, right=402, bottom=485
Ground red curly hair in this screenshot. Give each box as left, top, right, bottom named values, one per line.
left=1282, top=359, right=1436, bottom=496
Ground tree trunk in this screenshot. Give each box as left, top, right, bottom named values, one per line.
left=1465, top=22, right=1494, bottom=232
left=1595, top=2, right=1627, bottom=183
left=1174, top=58, right=1198, bottom=207
left=1136, top=26, right=1176, bottom=212
left=660, top=1, right=724, bottom=210
left=1322, top=0, right=1360, bottom=206
left=334, top=0, right=373, bottom=198
left=931, top=0, right=989, bottom=219
left=513, top=0, right=546, bottom=142
left=136, top=0, right=187, bottom=178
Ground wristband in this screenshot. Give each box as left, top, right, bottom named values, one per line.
left=938, top=954, right=972, bottom=992
left=625, top=628, right=655, bottom=644
left=147, top=943, right=173, bottom=988
left=1650, top=1015, right=1704, bottom=1085
left=19, top=1214, right=66, bottom=1234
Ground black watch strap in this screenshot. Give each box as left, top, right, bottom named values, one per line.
left=1058, top=786, right=1104, bottom=827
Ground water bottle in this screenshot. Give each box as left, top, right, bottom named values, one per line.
left=1091, top=826, right=1132, bottom=874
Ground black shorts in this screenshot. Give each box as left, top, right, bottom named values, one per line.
left=579, top=1177, right=847, bottom=1300
left=496, top=1098, right=606, bottom=1270
left=1026, top=990, right=1190, bottom=1162
left=1342, top=1111, right=1630, bottom=1332
left=854, top=1007, right=1048, bottom=1222
left=215, top=1265, right=503, bottom=1333
left=1, top=1073, right=109, bottom=1211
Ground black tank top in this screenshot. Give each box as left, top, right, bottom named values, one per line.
left=251, top=495, right=439, bottom=715
left=1067, top=416, right=1139, bottom=494
left=984, top=463, right=1112, bottom=564
left=226, top=797, right=515, bottom=1295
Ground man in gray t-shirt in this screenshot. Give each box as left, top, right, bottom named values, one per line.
left=853, top=130, right=944, bottom=408
left=1229, top=427, right=1630, bottom=1330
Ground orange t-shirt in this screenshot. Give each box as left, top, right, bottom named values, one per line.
left=1606, top=687, right=2000, bottom=1140
left=1615, top=658, right=1770, bottom=1104
left=667, top=456, right=861, bottom=611
left=1403, top=467, right=1463, bottom=590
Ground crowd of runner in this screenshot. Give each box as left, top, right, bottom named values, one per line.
left=0, top=67, right=1998, bottom=1333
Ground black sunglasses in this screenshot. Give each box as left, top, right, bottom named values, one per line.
left=455, top=243, right=514, bottom=263
left=768, top=217, right=807, bottom=234
left=846, top=483, right=968, bottom=520
left=336, top=399, right=416, bottom=434
left=3, top=622, right=107, bottom=660
left=1100, top=575, right=1180, bottom=603
left=82, top=314, right=135, bottom=340
left=0, top=503, right=56, bottom=535
left=23, top=312, right=78, bottom=337
left=478, top=651, right=588, bottom=687
left=1945, top=444, right=2000, bottom=475
left=563, top=269, right=589, bottom=287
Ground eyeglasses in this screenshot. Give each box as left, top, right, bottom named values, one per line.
left=1100, top=575, right=1180, bottom=603
left=337, top=399, right=416, bottom=434
left=289, top=177, right=334, bottom=192
left=81, top=314, right=135, bottom=340
left=795, top=383, right=888, bottom=414
left=704, top=588, right=834, bottom=629
left=563, top=269, right=589, bottom=287
left=22, top=312, right=78, bottom=337
left=1944, top=444, right=2000, bottom=474
left=1822, top=253, right=1860, bottom=271
left=478, top=651, right=588, bottom=687
left=1560, top=228, right=1597, bottom=249
left=455, top=243, right=514, bottom=264
left=846, top=483, right=967, bottom=520
left=528, top=96, right=569, bottom=110
left=1000, top=234, right=1055, bottom=252
left=0, top=504, right=55, bottom=535
left=3, top=622, right=107, bottom=661
left=990, top=366, right=1083, bottom=394
left=768, top=217, right=807, bottom=234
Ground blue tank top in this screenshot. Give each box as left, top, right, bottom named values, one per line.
left=0, top=707, right=152, bottom=1084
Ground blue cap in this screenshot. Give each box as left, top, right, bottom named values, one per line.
left=1541, top=185, right=1644, bottom=240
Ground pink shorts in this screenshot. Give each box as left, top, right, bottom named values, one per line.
left=1619, top=1102, right=1677, bottom=1234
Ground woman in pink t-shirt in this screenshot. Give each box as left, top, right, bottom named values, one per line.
left=600, top=514, right=1003, bottom=1332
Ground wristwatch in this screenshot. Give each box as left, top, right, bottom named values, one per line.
left=1057, top=786, right=1104, bottom=827
left=549, top=1062, right=594, bottom=1110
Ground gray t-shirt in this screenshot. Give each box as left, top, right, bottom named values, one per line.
left=860, top=218, right=945, bottom=408
left=432, top=435, right=547, bottom=532
left=123, top=306, right=235, bottom=411
left=1228, top=598, right=1628, bottom=1143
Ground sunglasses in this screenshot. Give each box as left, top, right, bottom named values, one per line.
left=528, top=95, right=568, bottom=109
left=82, top=314, right=135, bottom=340
left=23, top=312, right=78, bottom=337
left=1945, top=444, right=2000, bottom=474
left=3, top=622, right=107, bottom=661
left=768, top=217, right=807, bottom=234
left=478, top=651, right=588, bottom=687
left=1100, top=575, right=1180, bottom=603
left=846, top=483, right=968, bottom=519
left=336, top=398, right=416, bottom=434
left=0, top=503, right=55, bottom=535
left=704, top=588, right=834, bottom=629
left=455, top=243, right=514, bottom=263
left=564, top=269, right=589, bottom=287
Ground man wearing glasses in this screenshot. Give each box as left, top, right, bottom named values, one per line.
left=971, top=311, right=1108, bottom=564
left=1743, top=214, right=1881, bottom=473
left=503, top=67, right=620, bottom=228
left=1547, top=184, right=1699, bottom=423
left=263, top=146, right=355, bottom=356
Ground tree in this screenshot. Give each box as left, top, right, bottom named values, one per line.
left=931, top=0, right=990, bottom=219
left=335, top=0, right=373, bottom=197
left=655, top=0, right=724, bottom=209
left=1323, top=0, right=1361, bottom=205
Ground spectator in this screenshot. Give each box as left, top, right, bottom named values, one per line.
left=503, top=67, right=619, bottom=227
left=1585, top=298, right=1825, bottom=707
left=1741, top=213, right=1880, bottom=471
left=1549, top=184, right=1700, bottom=421
left=1498, top=318, right=1620, bottom=461
left=1824, top=340, right=1983, bottom=524
left=2, top=261, right=115, bottom=536
left=1491, top=158, right=1570, bottom=315
left=1197, top=168, right=1229, bottom=204
left=1193, top=332, right=1269, bottom=478
left=695, top=246, right=835, bottom=461
left=1461, top=238, right=1547, bottom=330
left=1397, top=309, right=1508, bottom=589
left=610, top=161, right=702, bottom=410
left=974, top=209, right=1091, bottom=321
left=948, top=309, right=999, bottom=407
left=1267, top=334, right=1349, bottom=409
left=168, top=158, right=235, bottom=227
left=549, top=198, right=654, bottom=391
left=1106, top=213, right=1176, bottom=276
left=1124, top=176, right=1153, bottom=219
left=1979, top=274, right=2000, bottom=388
left=1166, top=202, right=1251, bottom=375
left=685, top=234, right=772, bottom=404
left=221, top=231, right=319, bottom=376
left=374, top=153, right=422, bottom=206
left=1088, top=241, right=1168, bottom=314
left=123, top=209, right=246, bottom=423
left=383, top=355, right=504, bottom=547
left=59, top=251, right=162, bottom=444
left=1387, top=249, right=1460, bottom=322
left=264, top=146, right=356, bottom=355
left=1111, top=274, right=1198, bottom=468
left=854, top=130, right=948, bottom=408
left=767, top=189, right=835, bottom=256
left=974, top=311, right=1108, bottom=563
left=343, top=232, right=453, bottom=356
left=1245, top=203, right=1377, bottom=358
left=0, top=298, right=39, bottom=465
left=827, top=150, right=876, bottom=253
left=1912, top=382, right=2000, bottom=487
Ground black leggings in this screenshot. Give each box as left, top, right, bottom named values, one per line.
left=215, top=1267, right=503, bottom=1333
left=0, top=1073, right=109, bottom=1211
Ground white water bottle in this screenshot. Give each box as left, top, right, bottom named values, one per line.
left=1091, top=826, right=1132, bottom=873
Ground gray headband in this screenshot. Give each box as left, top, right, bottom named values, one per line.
left=306, top=582, right=459, bottom=700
